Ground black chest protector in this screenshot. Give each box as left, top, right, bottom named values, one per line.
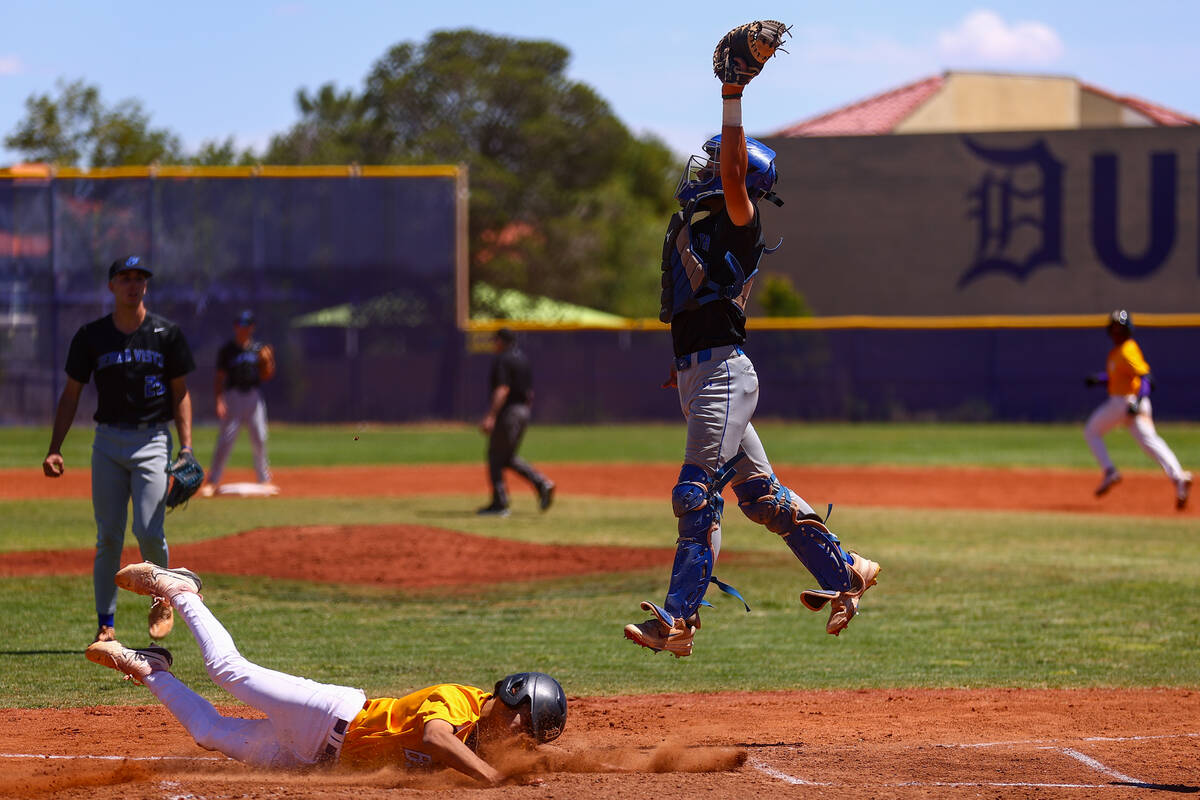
left=659, top=200, right=777, bottom=324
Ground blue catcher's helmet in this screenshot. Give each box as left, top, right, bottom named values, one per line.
left=674, top=135, right=781, bottom=207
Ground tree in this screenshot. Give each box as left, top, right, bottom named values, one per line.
left=758, top=274, right=813, bottom=317
left=265, top=29, right=677, bottom=317
left=4, top=78, right=183, bottom=167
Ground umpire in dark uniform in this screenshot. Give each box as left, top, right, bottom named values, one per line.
left=42, top=255, right=196, bottom=644
left=478, top=328, right=554, bottom=516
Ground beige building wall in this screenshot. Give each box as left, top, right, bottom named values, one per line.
left=898, top=73, right=1080, bottom=133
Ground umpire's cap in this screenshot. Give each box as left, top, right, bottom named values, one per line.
left=493, top=672, right=567, bottom=743
left=108, top=255, right=152, bottom=279
left=494, top=327, right=515, bottom=345
left=1108, top=309, right=1133, bottom=332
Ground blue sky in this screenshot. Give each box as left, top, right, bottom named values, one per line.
left=2, top=1, right=1198, bottom=164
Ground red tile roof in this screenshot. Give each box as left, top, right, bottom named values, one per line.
left=1080, top=82, right=1200, bottom=126
left=772, top=75, right=945, bottom=137
left=774, top=73, right=1199, bottom=137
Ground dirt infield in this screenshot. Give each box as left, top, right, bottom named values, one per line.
left=1, top=690, right=1197, bottom=798
left=5, top=461, right=1195, bottom=517
left=2, top=463, right=1197, bottom=798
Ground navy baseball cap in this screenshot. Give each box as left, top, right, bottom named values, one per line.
left=235, top=310, right=255, bottom=326
left=108, top=255, right=152, bottom=279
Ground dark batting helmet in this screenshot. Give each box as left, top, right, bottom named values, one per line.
left=1108, top=309, right=1133, bottom=332
left=493, top=672, right=567, bottom=743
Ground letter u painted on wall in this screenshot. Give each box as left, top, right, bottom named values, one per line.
left=1091, top=151, right=1177, bottom=279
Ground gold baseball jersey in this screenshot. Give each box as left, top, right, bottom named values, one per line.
left=339, top=684, right=490, bottom=770
left=1107, top=339, right=1150, bottom=396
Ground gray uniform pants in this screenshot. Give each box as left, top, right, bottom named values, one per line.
left=209, top=387, right=272, bottom=484
left=676, top=345, right=816, bottom=557
left=487, top=403, right=549, bottom=507
left=91, top=424, right=172, bottom=618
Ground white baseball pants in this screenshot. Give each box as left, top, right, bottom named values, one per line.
left=143, top=593, right=365, bottom=768
left=1084, top=395, right=1186, bottom=482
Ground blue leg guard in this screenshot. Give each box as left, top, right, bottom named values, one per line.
left=733, top=473, right=853, bottom=592
left=661, top=464, right=721, bottom=620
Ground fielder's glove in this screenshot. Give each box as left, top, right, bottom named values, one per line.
left=165, top=450, right=205, bottom=509
left=1084, top=375, right=1104, bottom=388
left=1126, top=399, right=1142, bottom=416
left=713, top=20, right=792, bottom=85
left=257, top=344, right=276, bottom=382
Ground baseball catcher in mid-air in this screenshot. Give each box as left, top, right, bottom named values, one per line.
left=624, top=21, right=882, bottom=658
left=87, top=562, right=567, bottom=786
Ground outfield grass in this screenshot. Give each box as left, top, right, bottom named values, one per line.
left=3, top=421, right=1200, bottom=470
left=1, top=423, right=1197, bottom=708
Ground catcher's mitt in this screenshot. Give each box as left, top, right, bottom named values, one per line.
left=713, top=20, right=791, bottom=86
left=257, top=344, right=276, bottom=382
left=164, top=450, right=205, bottom=509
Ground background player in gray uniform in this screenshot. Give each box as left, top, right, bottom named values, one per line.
left=201, top=309, right=275, bottom=496
left=42, top=255, right=196, bottom=644
left=623, top=74, right=881, bottom=658
left=478, top=328, right=554, bottom=516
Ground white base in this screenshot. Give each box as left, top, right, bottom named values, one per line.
left=216, top=482, right=280, bottom=497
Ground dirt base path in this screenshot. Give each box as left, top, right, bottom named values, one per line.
left=3, top=462, right=1193, bottom=517
left=1, top=689, right=1197, bottom=799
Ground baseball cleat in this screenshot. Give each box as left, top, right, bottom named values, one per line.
left=800, top=553, right=881, bottom=636
left=85, top=640, right=173, bottom=685
left=116, top=562, right=203, bottom=599
left=147, top=597, right=174, bottom=640
left=623, top=602, right=698, bottom=658
left=1094, top=468, right=1122, bottom=497
left=1177, top=472, right=1193, bottom=510
left=538, top=482, right=556, bottom=512
left=93, top=625, right=116, bottom=644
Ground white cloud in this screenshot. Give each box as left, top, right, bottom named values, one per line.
left=937, top=10, right=1064, bottom=66
left=0, top=55, right=24, bottom=76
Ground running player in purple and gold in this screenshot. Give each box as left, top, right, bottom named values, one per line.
left=87, top=562, right=567, bottom=787
left=42, top=256, right=196, bottom=644
left=1084, top=309, right=1192, bottom=509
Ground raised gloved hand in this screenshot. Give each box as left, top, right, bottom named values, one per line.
left=713, top=20, right=791, bottom=86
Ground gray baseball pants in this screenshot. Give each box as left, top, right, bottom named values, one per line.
left=209, top=387, right=272, bottom=484
left=91, top=424, right=172, bottom=618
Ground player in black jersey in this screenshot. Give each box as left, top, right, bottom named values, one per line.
left=42, top=255, right=197, bottom=644
left=478, top=328, right=554, bottom=516
left=200, top=309, right=276, bottom=496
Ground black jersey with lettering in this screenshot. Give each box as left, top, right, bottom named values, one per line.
left=217, top=340, right=267, bottom=391
left=65, top=313, right=196, bottom=425
left=490, top=347, right=533, bottom=407
left=669, top=206, right=762, bottom=358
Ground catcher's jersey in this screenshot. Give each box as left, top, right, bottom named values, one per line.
left=339, top=684, right=490, bottom=770
left=1106, top=339, right=1150, bottom=396
left=667, top=204, right=762, bottom=358
left=217, top=339, right=268, bottom=391
left=65, top=313, right=195, bottom=425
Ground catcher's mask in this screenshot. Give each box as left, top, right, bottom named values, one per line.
left=1107, top=309, right=1133, bottom=334
left=493, top=672, right=567, bottom=744
left=674, top=135, right=781, bottom=207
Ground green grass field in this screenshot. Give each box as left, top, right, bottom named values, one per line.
left=1, top=423, right=1198, bottom=708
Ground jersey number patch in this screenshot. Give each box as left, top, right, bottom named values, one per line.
left=144, top=374, right=166, bottom=399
